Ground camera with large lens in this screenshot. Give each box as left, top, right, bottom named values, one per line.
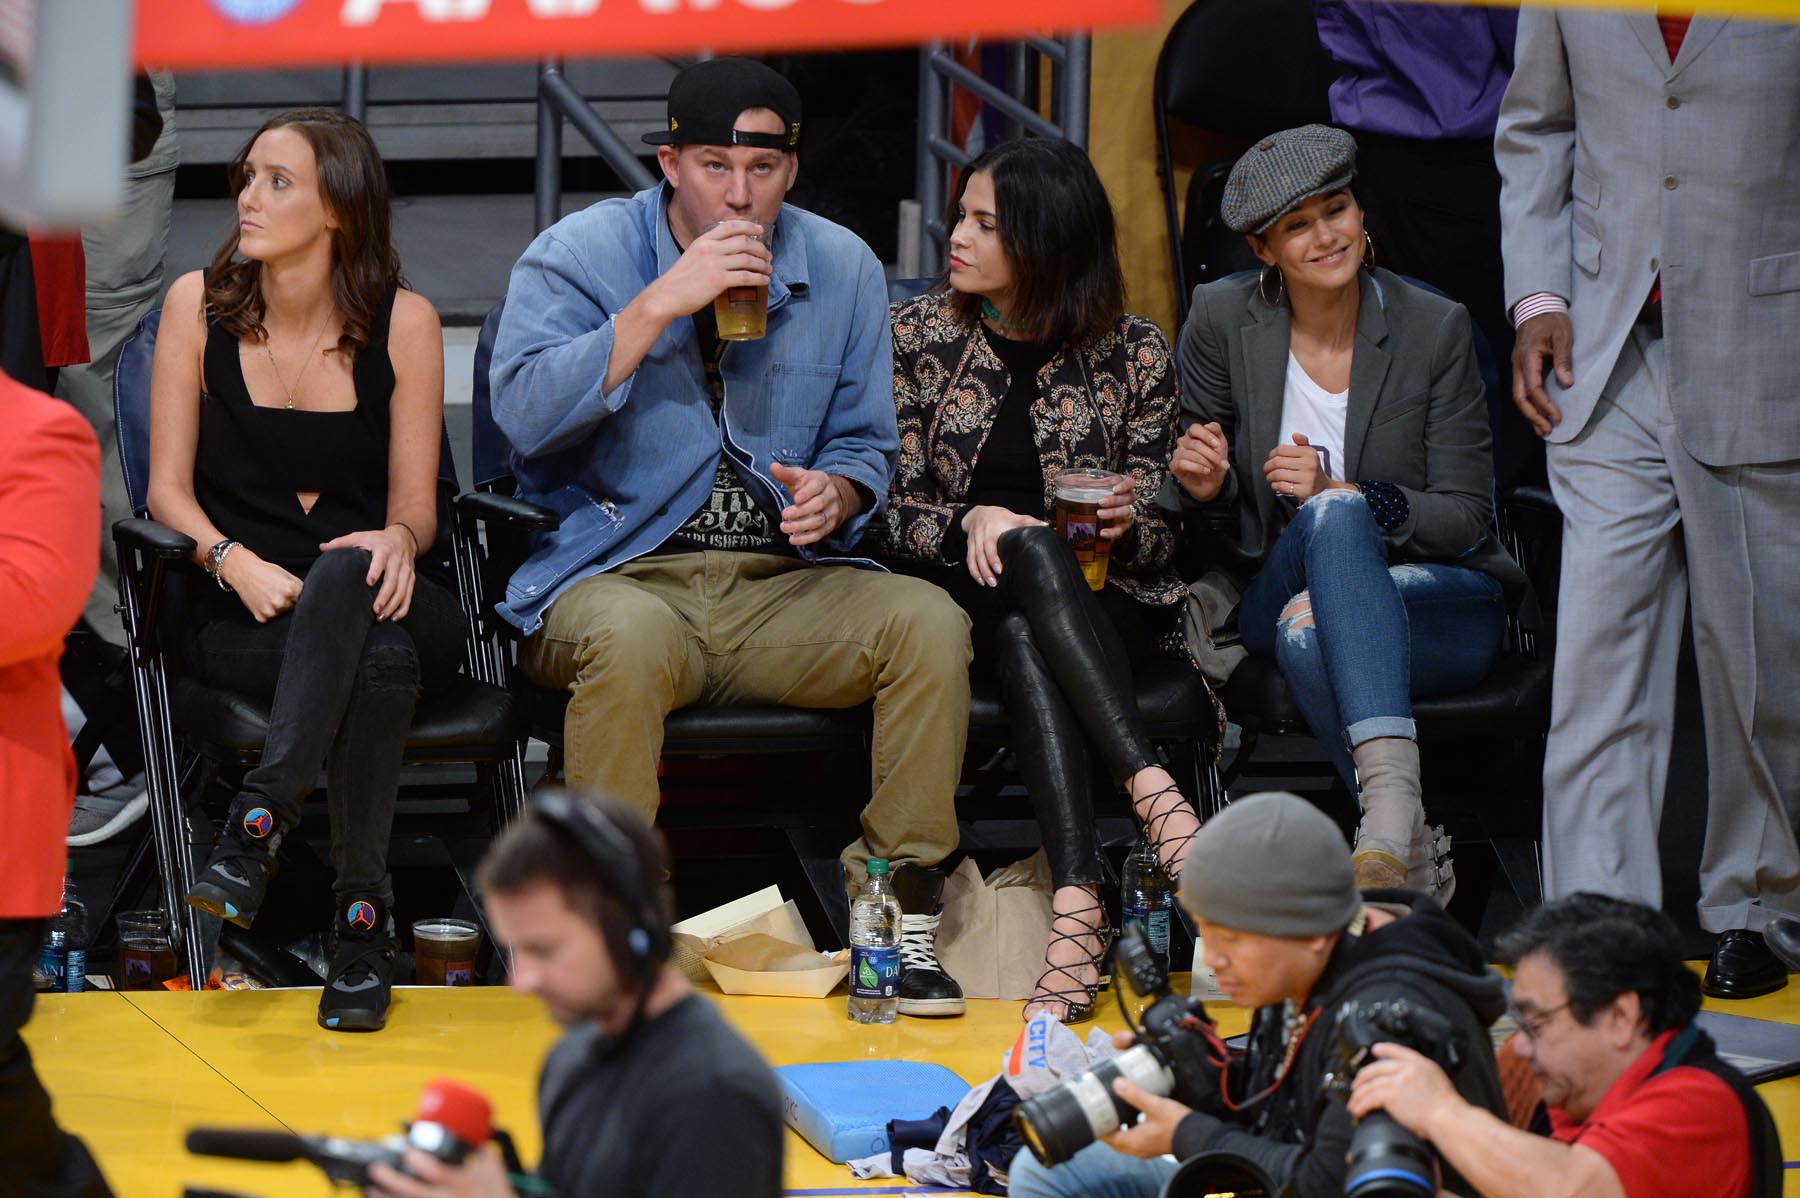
left=1014, top=923, right=1221, bottom=1167
left=1322, top=998, right=1467, bottom=1198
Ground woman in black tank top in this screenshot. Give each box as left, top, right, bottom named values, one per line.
left=146, top=108, right=465, bottom=1033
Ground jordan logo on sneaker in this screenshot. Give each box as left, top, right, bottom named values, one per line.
left=345, top=901, right=378, bottom=931
left=242, top=808, right=276, bottom=839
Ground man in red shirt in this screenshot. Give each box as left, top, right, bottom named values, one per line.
left=0, top=368, right=113, bottom=1196
left=1349, top=894, right=1780, bottom=1198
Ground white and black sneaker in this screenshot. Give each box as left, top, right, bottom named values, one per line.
left=890, top=863, right=965, bottom=1017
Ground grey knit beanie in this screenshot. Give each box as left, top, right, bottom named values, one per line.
left=1220, top=124, right=1358, bottom=235
left=1179, top=792, right=1361, bottom=936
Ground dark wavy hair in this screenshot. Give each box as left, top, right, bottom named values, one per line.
left=476, top=796, right=674, bottom=990
left=943, top=137, right=1126, bottom=346
left=1496, top=893, right=1702, bottom=1037
left=204, top=107, right=400, bottom=356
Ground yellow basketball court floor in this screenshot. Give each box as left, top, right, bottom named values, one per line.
left=25, top=971, right=1800, bottom=1196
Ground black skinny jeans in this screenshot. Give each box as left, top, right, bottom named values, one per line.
left=938, top=525, right=1169, bottom=889
left=187, top=547, right=466, bottom=902
left=0, top=919, right=111, bottom=1197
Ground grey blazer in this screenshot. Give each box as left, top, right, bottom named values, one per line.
left=1496, top=12, right=1800, bottom=465
left=1165, top=267, right=1531, bottom=609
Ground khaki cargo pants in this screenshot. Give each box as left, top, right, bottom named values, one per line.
left=521, top=551, right=972, bottom=881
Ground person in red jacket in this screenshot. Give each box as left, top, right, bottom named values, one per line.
left=0, top=369, right=113, bottom=1197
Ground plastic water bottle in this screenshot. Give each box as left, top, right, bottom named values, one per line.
left=40, top=863, right=90, bottom=994
left=1121, top=835, right=1172, bottom=978
left=848, top=858, right=900, bottom=1024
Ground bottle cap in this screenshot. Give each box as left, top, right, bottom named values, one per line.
left=866, top=858, right=889, bottom=876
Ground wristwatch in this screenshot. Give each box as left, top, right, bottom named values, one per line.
left=206, top=539, right=240, bottom=591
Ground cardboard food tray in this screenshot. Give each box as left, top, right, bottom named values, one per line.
left=701, top=933, right=850, bottom=999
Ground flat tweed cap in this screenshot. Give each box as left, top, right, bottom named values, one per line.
left=1179, top=792, right=1361, bottom=937
left=1221, top=123, right=1358, bottom=235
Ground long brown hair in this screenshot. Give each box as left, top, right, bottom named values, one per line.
left=204, top=108, right=400, bottom=355
left=942, top=137, right=1126, bottom=347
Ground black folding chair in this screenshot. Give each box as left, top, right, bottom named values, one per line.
left=110, top=309, right=527, bottom=983
left=1153, top=0, right=1339, bottom=329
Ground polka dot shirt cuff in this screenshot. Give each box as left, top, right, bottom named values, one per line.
left=1357, top=481, right=1410, bottom=531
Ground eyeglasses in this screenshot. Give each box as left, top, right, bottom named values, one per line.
left=1510, top=1001, right=1571, bottom=1042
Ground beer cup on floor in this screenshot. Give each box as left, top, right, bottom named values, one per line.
left=1053, top=468, right=1127, bottom=590
left=412, top=918, right=481, bottom=986
left=705, top=220, right=769, bottom=340
left=117, top=909, right=179, bottom=990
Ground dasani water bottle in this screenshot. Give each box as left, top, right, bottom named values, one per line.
left=848, top=858, right=900, bottom=1024
left=40, top=862, right=90, bottom=994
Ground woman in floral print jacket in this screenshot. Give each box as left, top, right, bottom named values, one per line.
left=878, top=137, right=1206, bottom=1023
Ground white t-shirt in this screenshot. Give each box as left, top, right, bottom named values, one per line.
left=1277, top=351, right=1349, bottom=481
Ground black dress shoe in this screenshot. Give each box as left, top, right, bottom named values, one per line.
left=1702, top=929, right=1788, bottom=1000
left=1763, top=918, right=1800, bottom=974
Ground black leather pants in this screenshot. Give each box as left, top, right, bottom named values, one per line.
left=985, top=526, right=1162, bottom=888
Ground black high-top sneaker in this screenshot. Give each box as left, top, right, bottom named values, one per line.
left=890, top=863, right=965, bottom=1017
left=186, top=796, right=285, bottom=928
left=318, top=894, right=396, bottom=1032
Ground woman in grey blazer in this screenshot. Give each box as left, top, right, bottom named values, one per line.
left=1169, top=126, right=1527, bottom=895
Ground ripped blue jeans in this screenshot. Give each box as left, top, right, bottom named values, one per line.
left=1237, top=489, right=1505, bottom=792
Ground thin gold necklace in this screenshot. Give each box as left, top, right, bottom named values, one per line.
left=264, top=313, right=334, bottom=410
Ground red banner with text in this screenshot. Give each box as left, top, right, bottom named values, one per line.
left=135, top=0, right=1156, bottom=69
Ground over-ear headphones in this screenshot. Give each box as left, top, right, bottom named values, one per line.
left=529, top=789, right=670, bottom=976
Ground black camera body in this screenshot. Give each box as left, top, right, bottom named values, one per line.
left=1015, top=924, right=1221, bottom=1166
left=1323, top=998, right=1468, bottom=1198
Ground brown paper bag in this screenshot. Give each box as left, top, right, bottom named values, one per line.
left=935, top=852, right=1055, bottom=1000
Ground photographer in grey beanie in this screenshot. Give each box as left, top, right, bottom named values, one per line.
left=1009, top=792, right=1509, bottom=1198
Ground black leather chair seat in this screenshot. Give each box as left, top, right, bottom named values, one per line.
left=518, top=680, right=871, bottom=756
left=519, top=657, right=1216, bottom=756
left=173, top=675, right=521, bottom=763
left=968, top=657, right=1214, bottom=741
left=1222, top=654, right=1552, bottom=738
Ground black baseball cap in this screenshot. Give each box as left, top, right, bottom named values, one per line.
left=642, top=58, right=802, bottom=151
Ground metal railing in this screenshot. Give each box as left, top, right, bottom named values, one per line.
left=910, top=35, right=1091, bottom=274
left=535, top=59, right=657, bottom=234
left=342, top=64, right=368, bottom=124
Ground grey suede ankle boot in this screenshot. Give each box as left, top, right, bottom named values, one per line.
left=1349, top=737, right=1423, bottom=890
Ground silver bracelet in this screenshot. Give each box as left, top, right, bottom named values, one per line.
left=207, top=539, right=240, bottom=591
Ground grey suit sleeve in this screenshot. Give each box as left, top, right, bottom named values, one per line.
left=1495, top=8, right=1575, bottom=314
left=1381, top=305, right=1495, bottom=562
left=1161, top=284, right=1240, bottom=513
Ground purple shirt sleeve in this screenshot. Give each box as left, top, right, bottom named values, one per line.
left=1313, top=0, right=1516, bottom=140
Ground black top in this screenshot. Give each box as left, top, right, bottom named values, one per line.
left=659, top=302, right=788, bottom=556
left=194, top=284, right=398, bottom=576
left=536, top=994, right=784, bottom=1197
left=942, top=324, right=1055, bottom=560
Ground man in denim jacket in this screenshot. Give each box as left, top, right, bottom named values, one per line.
left=490, top=58, right=971, bottom=1017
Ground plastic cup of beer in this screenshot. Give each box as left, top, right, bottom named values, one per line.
left=117, top=909, right=179, bottom=991
left=412, top=918, right=481, bottom=987
left=1053, top=468, right=1128, bottom=591
left=705, top=220, right=769, bottom=341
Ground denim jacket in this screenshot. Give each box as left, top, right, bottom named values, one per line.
left=489, top=183, right=896, bottom=633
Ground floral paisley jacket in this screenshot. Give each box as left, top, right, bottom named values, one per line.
left=878, top=291, right=1187, bottom=610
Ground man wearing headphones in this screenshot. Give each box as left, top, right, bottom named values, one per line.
left=367, top=793, right=783, bottom=1198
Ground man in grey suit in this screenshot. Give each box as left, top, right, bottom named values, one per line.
left=1497, top=11, right=1800, bottom=997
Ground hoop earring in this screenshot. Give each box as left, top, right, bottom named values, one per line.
left=1258, top=264, right=1285, bottom=307
left=1362, top=230, right=1377, bottom=271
